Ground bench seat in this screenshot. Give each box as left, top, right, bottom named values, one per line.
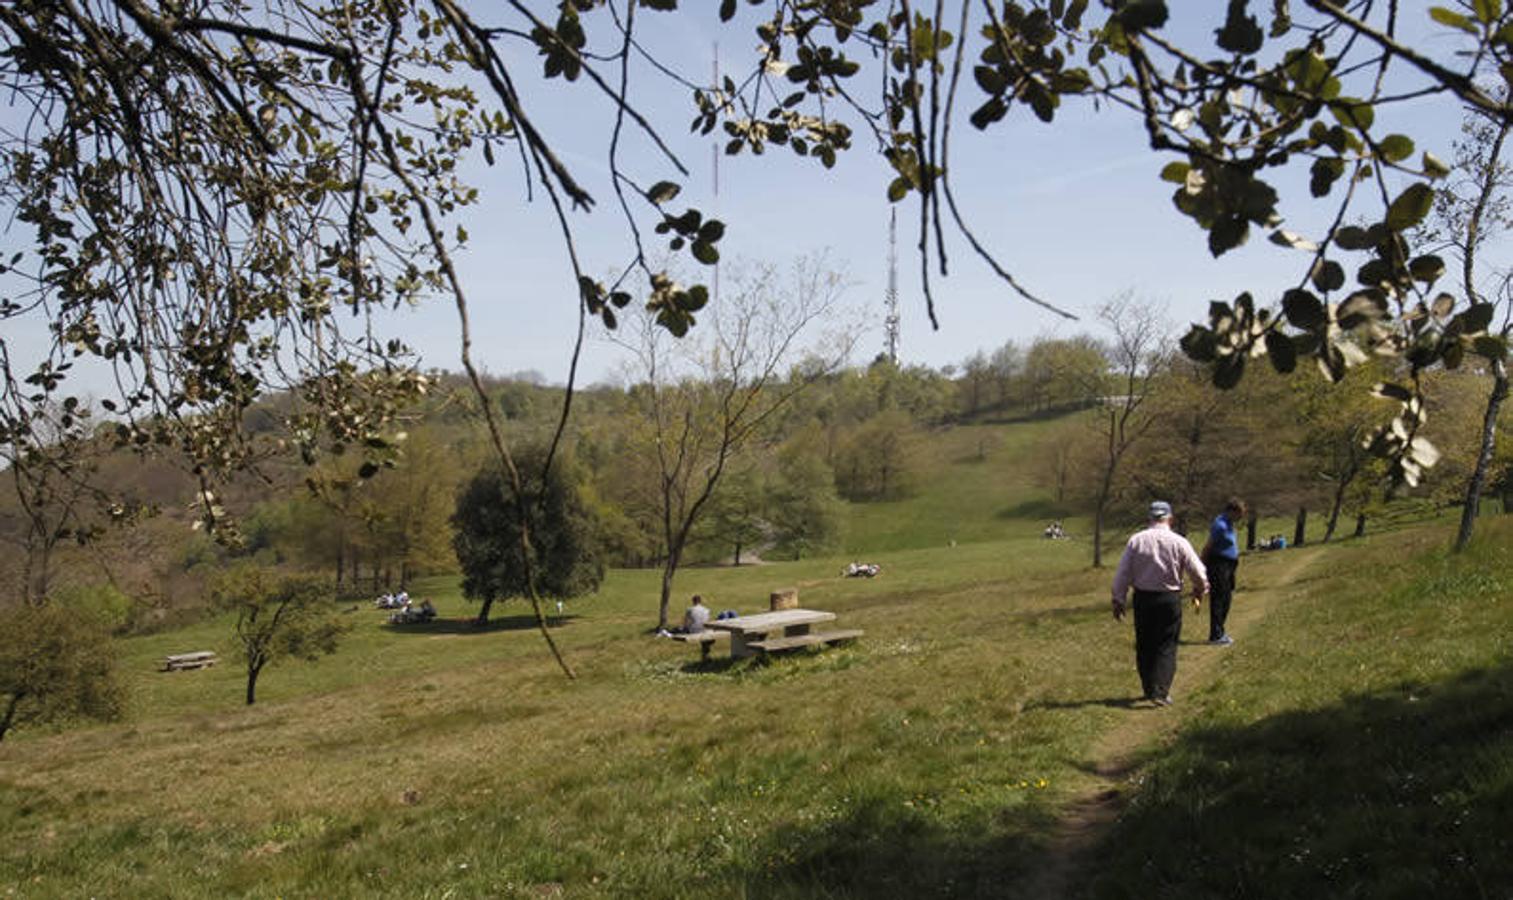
left=667, top=631, right=726, bottom=644
left=745, top=629, right=863, bottom=653
left=161, top=651, right=218, bottom=672
left=668, top=630, right=729, bottom=660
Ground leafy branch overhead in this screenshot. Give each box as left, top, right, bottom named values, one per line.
left=4, top=0, right=1513, bottom=553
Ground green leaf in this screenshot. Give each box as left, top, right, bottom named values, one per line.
left=697, top=219, right=725, bottom=243
left=719, top=0, right=737, bottom=21
left=1310, top=157, right=1343, bottom=197
left=1282, top=289, right=1327, bottom=329
left=1330, top=98, right=1374, bottom=131
left=1180, top=326, right=1218, bottom=362
left=1429, top=6, right=1478, bottom=32
left=969, top=97, right=1008, bottom=130
left=682, top=284, right=710, bottom=311
left=1456, top=302, right=1496, bottom=333
left=1213, top=356, right=1246, bottom=389
left=646, top=181, right=681, bottom=205
left=1216, top=0, right=1265, bottom=54
left=1408, top=254, right=1445, bottom=282
left=1208, top=216, right=1250, bottom=256
left=1386, top=183, right=1435, bottom=230
left=358, top=462, right=379, bottom=479
left=1423, top=151, right=1452, bottom=179
left=1117, top=0, right=1169, bottom=31
left=887, top=176, right=910, bottom=202
left=1472, top=334, right=1508, bottom=360
left=1378, top=134, right=1414, bottom=163
left=1159, top=161, right=1191, bottom=183
left=1474, top=0, right=1501, bottom=25
left=1265, top=331, right=1297, bottom=373
left=1334, top=225, right=1371, bottom=250
left=691, top=240, right=719, bottom=265
left=1311, top=259, right=1345, bottom=292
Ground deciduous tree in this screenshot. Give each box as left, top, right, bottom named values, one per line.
left=210, top=565, right=344, bottom=706
left=0, top=603, right=122, bottom=742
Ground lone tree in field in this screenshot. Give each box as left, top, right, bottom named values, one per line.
left=618, top=258, right=851, bottom=630
left=451, top=444, right=604, bottom=628
left=211, top=565, right=345, bottom=706
left=0, top=603, right=122, bottom=743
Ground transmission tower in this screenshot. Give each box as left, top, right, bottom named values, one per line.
left=883, top=207, right=901, bottom=364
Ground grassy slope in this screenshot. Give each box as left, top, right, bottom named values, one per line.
left=1086, top=517, right=1513, bottom=899
left=1, top=416, right=1510, bottom=898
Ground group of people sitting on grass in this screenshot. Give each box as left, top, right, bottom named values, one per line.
left=381, top=593, right=436, bottom=624
left=374, top=590, right=410, bottom=609
left=1043, top=520, right=1067, bottom=540
left=843, top=562, right=882, bottom=578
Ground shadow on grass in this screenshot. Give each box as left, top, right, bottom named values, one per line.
left=997, top=497, right=1067, bottom=522
left=732, top=794, right=1047, bottom=899
left=1083, top=662, right=1513, bottom=899
left=381, top=614, right=579, bottom=635
left=1026, top=696, right=1143, bottom=712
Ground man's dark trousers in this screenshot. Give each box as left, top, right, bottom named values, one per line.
left=1132, top=589, right=1182, bottom=700
left=1207, top=556, right=1238, bottom=641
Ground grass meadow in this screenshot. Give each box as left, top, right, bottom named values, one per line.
left=2, top=417, right=1510, bottom=898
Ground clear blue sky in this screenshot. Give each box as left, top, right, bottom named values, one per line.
left=407, top=2, right=1476, bottom=387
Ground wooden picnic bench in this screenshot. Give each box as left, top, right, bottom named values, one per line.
left=707, top=609, right=862, bottom=659
left=666, top=629, right=729, bottom=661
left=160, top=651, right=218, bottom=672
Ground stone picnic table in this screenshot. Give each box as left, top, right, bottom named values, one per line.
left=705, top=608, right=862, bottom=659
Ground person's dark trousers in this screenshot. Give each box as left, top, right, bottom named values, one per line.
left=1207, top=556, right=1238, bottom=641
left=1132, top=590, right=1183, bottom=700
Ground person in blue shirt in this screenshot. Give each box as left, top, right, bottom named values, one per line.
left=1202, top=498, right=1247, bottom=645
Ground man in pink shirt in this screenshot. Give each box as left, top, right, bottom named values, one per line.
left=1111, top=501, right=1209, bottom=706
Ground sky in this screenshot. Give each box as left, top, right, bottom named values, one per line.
left=404, top=1, right=1478, bottom=388
left=0, top=2, right=1488, bottom=398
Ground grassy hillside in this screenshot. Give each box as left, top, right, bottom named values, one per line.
left=843, top=418, right=1074, bottom=554
left=2, top=413, right=1510, bottom=898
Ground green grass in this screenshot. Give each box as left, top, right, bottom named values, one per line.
left=2, top=415, right=1510, bottom=898
left=844, top=419, right=1073, bottom=553
left=2, top=533, right=1125, bottom=898
left=1086, top=517, right=1513, bottom=899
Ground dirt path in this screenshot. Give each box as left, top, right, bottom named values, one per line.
left=1019, top=547, right=1324, bottom=900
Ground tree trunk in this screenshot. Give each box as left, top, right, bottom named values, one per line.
left=1454, top=358, right=1508, bottom=552
left=733, top=541, right=742, bottom=566
left=0, top=691, right=24, bottom=743
left=1293, top=507, right=1307, bottom=547
left=657, top=563, right=676, bottom=631
left=1323, top=462, right=1358, bottom=543
left=1246, top=511, right=1258, bottom=551
left=245, top=663, right=262, bottom=706
left=1354, top=512, right=1367, bottom=538
left=475, top=595, right=495, bottom=625
left=1092, top=504, right=1106, bottom=568
left=335, top=540, right=344, bottom=590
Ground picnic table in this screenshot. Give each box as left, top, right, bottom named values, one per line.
left=706, top=608, right=862, bottom=659
left=160, top=651, right=218, bottom=672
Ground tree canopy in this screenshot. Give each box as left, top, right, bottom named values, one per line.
left=451, top=444, right=605, bottom=624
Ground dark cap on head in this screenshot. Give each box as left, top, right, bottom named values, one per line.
left=1148, top=500, right=1173, bottom=520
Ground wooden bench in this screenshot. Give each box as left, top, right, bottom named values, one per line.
left=667, top=630, right=729, bottom=661
left=746, top=629, right=864, bottom=654
left=160, top=651, right=218, bottom=672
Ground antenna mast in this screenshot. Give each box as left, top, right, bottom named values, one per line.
left=884, top=208, right=901, bottom=364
